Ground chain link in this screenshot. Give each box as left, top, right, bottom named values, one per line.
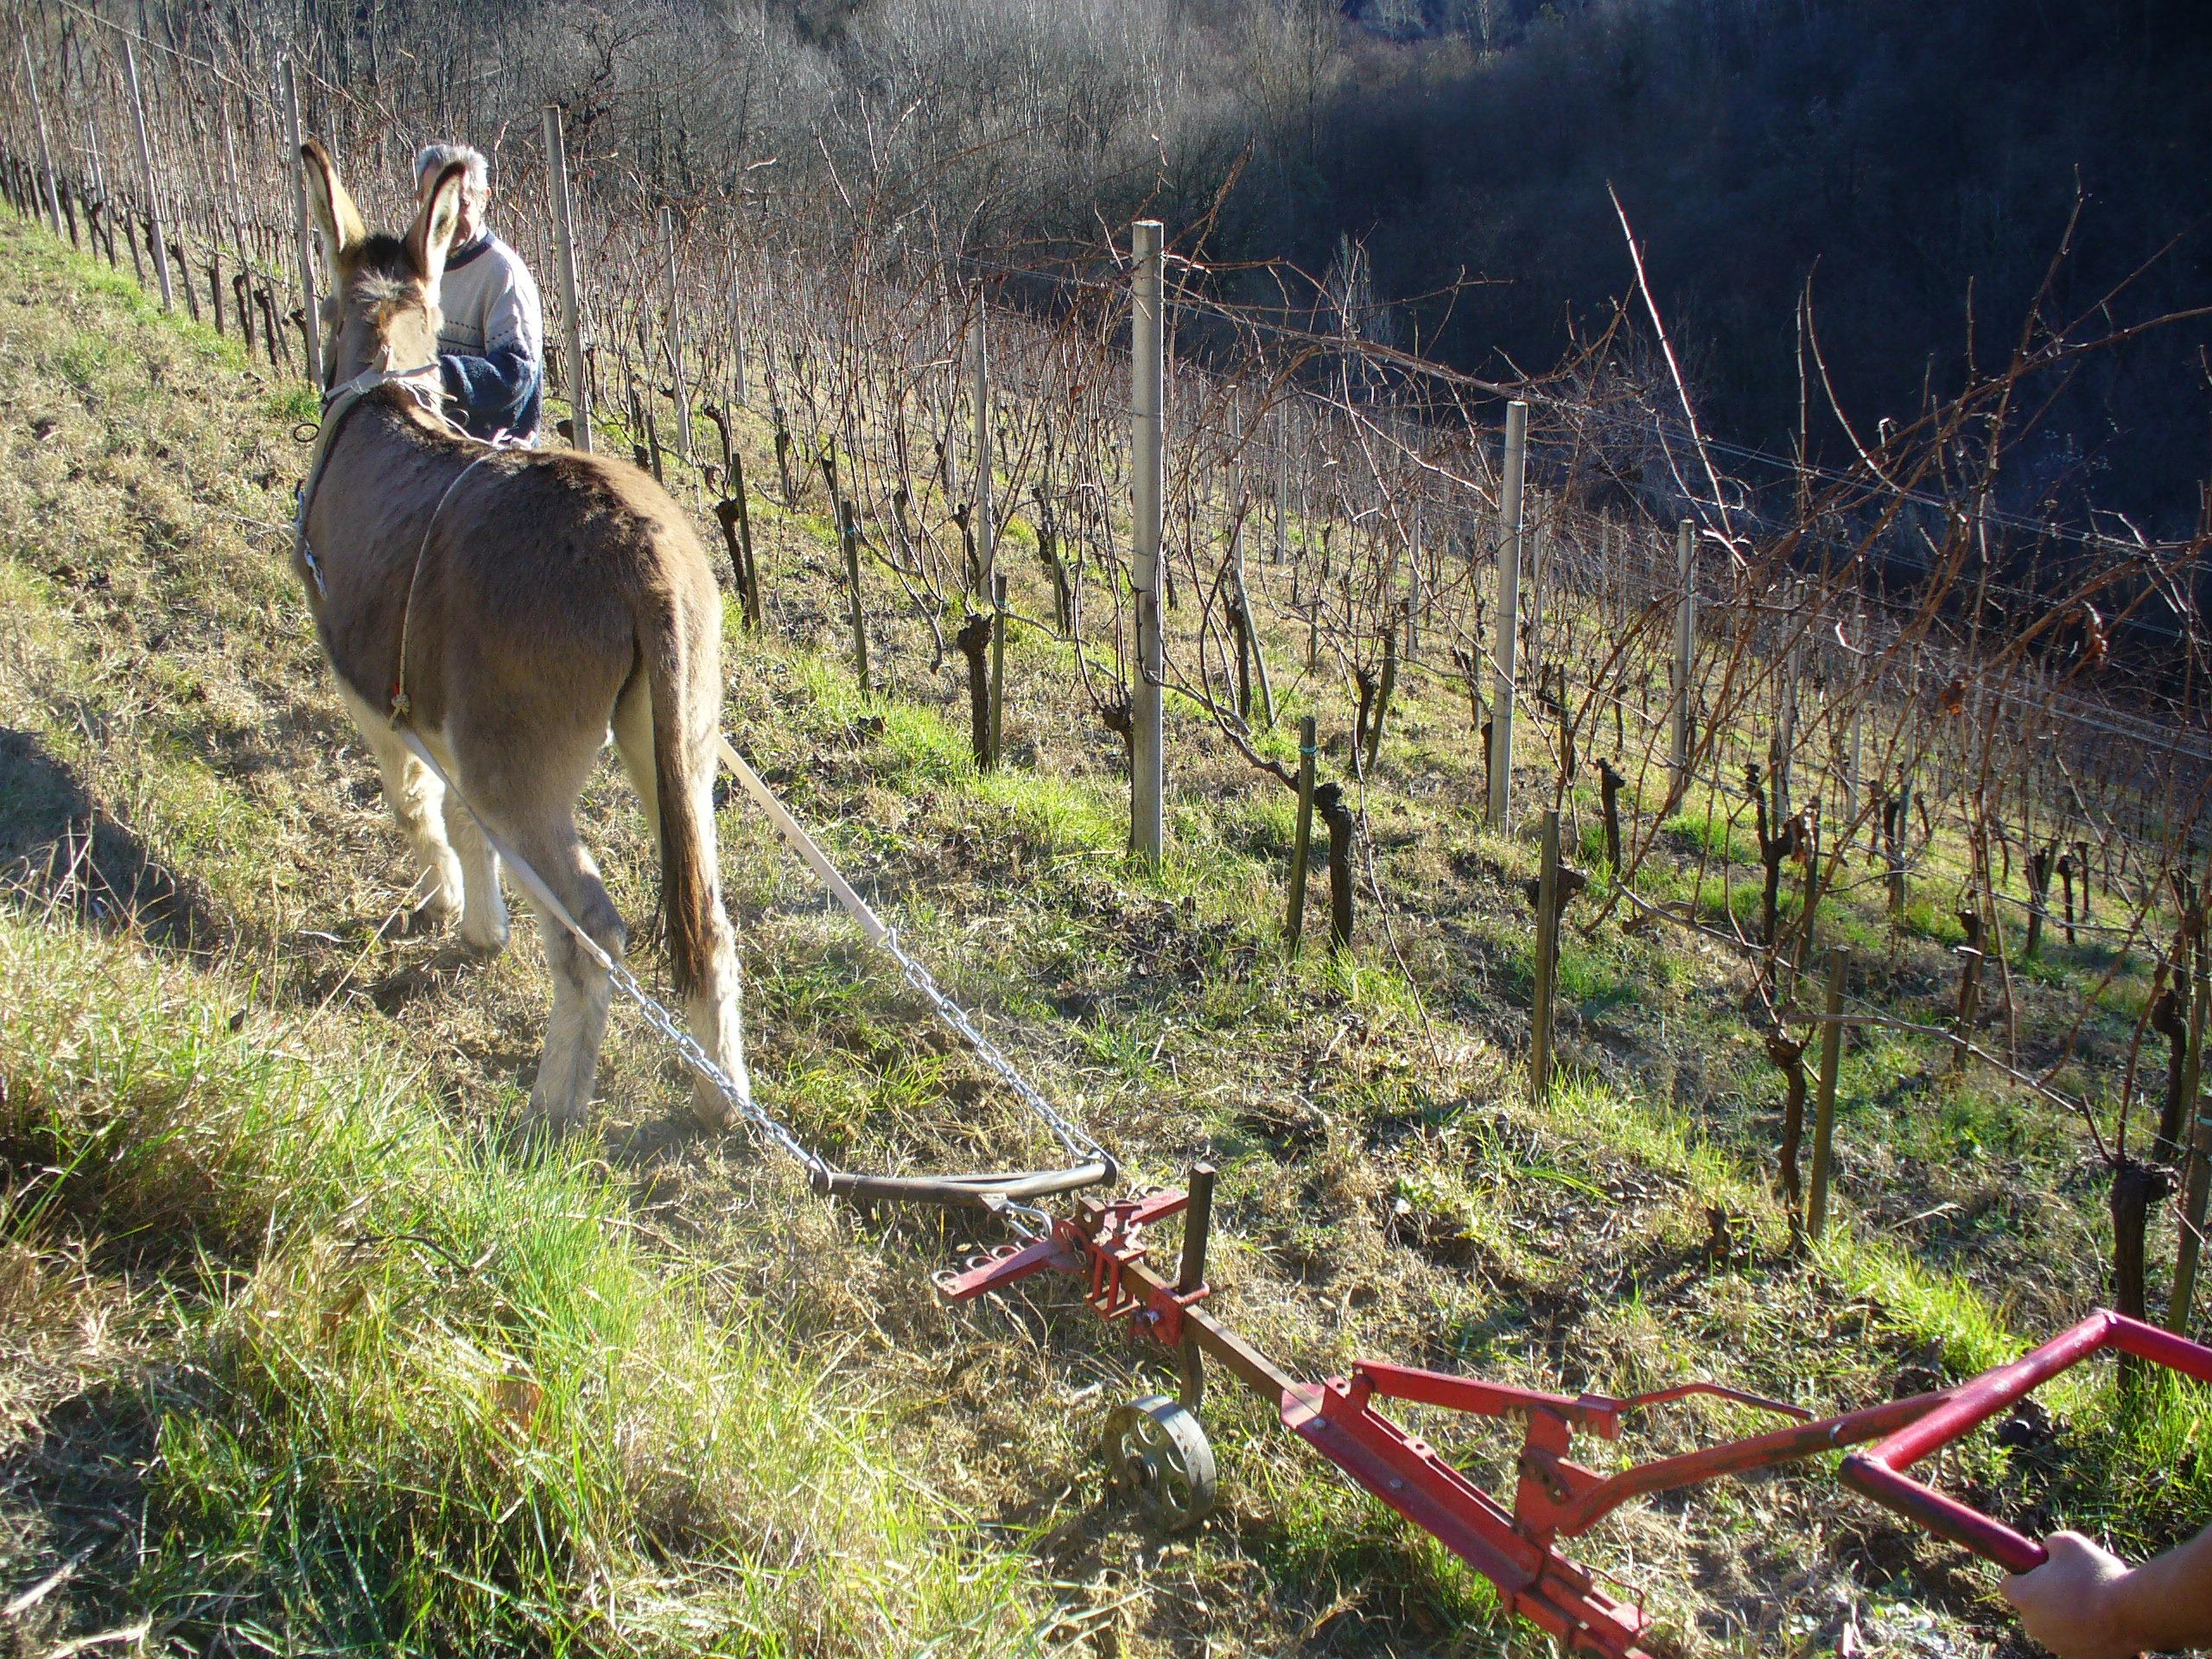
left=874, top=927, right=1112, bottom=1166
left=396, top=730, right=831, bottom=1181
left=395, top=728, right=1116, bottom=1192
left=717, top=737, right=1117, bottom=1177
left=603, top=958, right=830, bottom=1179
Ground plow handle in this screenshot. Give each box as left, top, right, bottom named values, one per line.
left=1840, top=1311, right=2212, bottom=1573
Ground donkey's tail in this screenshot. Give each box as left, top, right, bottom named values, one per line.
left=637, top=557, right=719, bottom=999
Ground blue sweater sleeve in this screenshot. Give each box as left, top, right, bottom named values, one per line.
left=440, top=344, right=539, bottom=440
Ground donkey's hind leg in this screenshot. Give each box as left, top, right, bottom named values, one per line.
left=610, top=677, right=663, bottom=842
left=505, top=816, right=625, bottom=1130
left=612, top=679, right=749, bottom=1130
left=338, top=683, right=464, bottom=928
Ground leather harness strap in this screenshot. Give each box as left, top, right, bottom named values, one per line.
left=387, top=440, right=517, bottom=725
left=293, top=362, right=446, bottom=589
left=294, top=361, right=519, bottom=728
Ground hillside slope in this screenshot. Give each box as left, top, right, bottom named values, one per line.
left=0, top=222, right=2198, bottom=1656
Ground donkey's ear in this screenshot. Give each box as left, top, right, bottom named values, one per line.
left=298, top=139, right=365, bottom=271
left=409, top=161, right=468, bottom=296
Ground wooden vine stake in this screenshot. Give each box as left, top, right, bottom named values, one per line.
left=988, top=572, right=1007, bottom=769
left=1806, top=946, right=1847, bottom=1240
left=1486, top=400, right=1527, bottom=828
left=1285, top=715, right=1318, bottom=955
left=277, top=56, right=326, bottom=379
left=840, top=499, right=868, bottom=696
left=1951, top=909, right=1984, bottom=1071
left=543, top=105, right=592, bottom=452
left=1669, top=518, right=1695, bottom=807
left=659, top=205, right=693, bottom=460
left=1774, top=583, right=1802, bottom=819
left=126, top=41, right=173, bottom=315
left=1530, top=806, right=1561, bottom=1103
left=972, top=293, right=994, bottom=594
left=2168, top=898, right=2210, bottom=1333
left=1319, top=781, right=1355, bottom=952
left=21, top=40, right=60, bottom=238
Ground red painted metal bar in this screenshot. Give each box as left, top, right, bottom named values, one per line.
left=1532, top=1389, right=1955, bottom=1541
left=1350, top=1357, right=1630, bottom=1437
left=1282, top=1375, right=1653, bottom=1655
left=1840, top=1311, right=2212, bottom=1573
left=937, top=1187, right=2212, bottom=1658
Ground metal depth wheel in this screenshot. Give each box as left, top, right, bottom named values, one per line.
left=1103, top=1394, right=1217, bottom=1531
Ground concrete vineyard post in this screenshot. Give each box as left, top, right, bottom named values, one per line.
left=973, top=294, right=994, bottom=594
left=1286, top=715, right=1317, bottom=954
left=1130, top=220, right=1165, bottom=864
left=660, top=206, right=692, bottom=460
left=1487, top=399, right=1527, bottom=829
left=22, top=40, right=60, bottom=238
left=1531, top=806, right=1560, bottom=1103
left=127, top=41, right=173, bottom=315
left=1670, top=518, right=1694, bottom=804
left=543, top=105, right=592, bottom=453
left=1808, top=947, right=1847, bottom=1239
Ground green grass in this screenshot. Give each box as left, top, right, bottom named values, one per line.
left=266, top=378, right=321, bottom=425
left=0, top=914, right=1039, bottom=1655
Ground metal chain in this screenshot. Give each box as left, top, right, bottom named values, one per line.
left=874, top=925, right=1109, bottom=1165
left=396, top=726, right=1116, bottom=1186
left=601, top=957, right=830, bottom=1179
left=716, top=737, right=1116, bottom=1173
left=395, top=729, right=831, bottom=1182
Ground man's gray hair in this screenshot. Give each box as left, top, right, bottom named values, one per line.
left=414, top=143, right=489, bottom=200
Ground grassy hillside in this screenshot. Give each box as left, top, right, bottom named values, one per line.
left=0, top=220, right=2202, bottom=1657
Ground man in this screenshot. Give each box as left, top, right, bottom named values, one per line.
left=412, top=143, right=543, bottom=442
left=2004, top=1524, right=2212, bottom=1657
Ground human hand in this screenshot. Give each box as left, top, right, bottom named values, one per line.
left=1999, top=1531, right=2138, bottom=1659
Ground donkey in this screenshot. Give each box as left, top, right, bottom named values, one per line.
left=292, top=140, right=747, bottom=1132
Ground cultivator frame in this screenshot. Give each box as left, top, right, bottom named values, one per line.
left=939, top=1171, right=2212, bottom=1658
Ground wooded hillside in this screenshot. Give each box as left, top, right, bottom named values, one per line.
left=208, top=0, right=2212, bottom=531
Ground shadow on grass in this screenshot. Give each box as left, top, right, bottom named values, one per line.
left=0, top=725, right=221, bottom=951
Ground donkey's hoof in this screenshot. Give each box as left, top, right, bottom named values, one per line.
left=461, top=919, right=511, bottom=959
left=518, top=1100, right=586, bottom=1141
left=392, top=896, right=457, bottom=938
left=692, top=1085, right=747, bottom=1135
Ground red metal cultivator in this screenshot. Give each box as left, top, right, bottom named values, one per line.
left=939, top=1172, right=2212, bottom=1657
